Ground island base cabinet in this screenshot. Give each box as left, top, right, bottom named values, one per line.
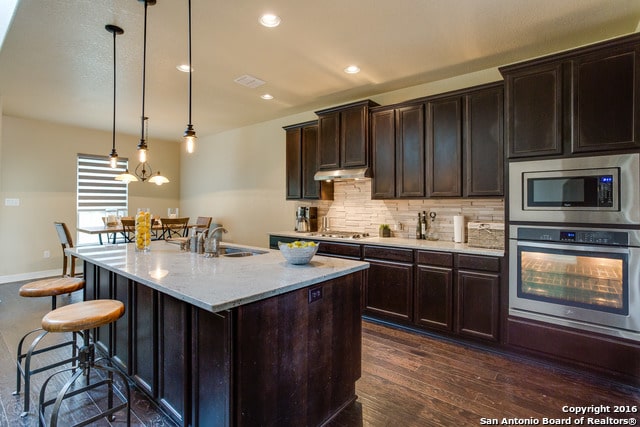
left=84, top=261, right=364, bottom=427
left=234, top=271, right=363, bottom=427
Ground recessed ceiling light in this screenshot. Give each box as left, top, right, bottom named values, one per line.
left=177, top=64, right=193, bottom=72
left=344, top=65, right=360, bottom=74
left=259, top=13, right=281, bottom=28
left=261, top=94, right=274, bottom=100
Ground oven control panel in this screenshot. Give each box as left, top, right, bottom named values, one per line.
left=517, top=227, right=629, bottom=246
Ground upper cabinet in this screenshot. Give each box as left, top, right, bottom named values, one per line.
left=426, top=96, right=463, bottom=197
left=501, top=33, right=640, bottom=159
left=464, top=84, right=504, bottom=197
left=371, top=83, right=504, bottom=199
left=371, top=103, right=425, bottom=199
left=316, top=100, right=379, bottom=170
left=283, top=121, right=333, bottom=200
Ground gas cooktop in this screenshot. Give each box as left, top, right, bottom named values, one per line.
left=309, top=231, right=370, bottom=239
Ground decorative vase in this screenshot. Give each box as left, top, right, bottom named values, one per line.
left=135, top=208, right=152, bottom=252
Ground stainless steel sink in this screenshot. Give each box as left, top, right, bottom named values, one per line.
left=219, top=246, right=267, bottom=257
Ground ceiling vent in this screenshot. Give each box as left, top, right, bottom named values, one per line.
left=234, top=75, right=266, bottom=89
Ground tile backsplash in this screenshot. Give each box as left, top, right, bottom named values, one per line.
left=301, top=180, right=504, bottom=242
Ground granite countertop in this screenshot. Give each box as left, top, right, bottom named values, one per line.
left=270, top=231, right=505, bottom=257
left=66, top=241, right=368, bottom=313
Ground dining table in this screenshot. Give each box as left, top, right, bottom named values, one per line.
left=77, top=223, right=164, bottom=245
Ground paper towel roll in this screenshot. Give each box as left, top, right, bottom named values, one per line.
left=453, top=215, right=465, bottom=243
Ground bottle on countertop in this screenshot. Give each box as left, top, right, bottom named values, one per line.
left=416, top=213, right=422, bottom=239
left=421, top=211, right=428, bottom=240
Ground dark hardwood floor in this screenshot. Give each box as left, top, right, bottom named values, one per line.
left=1, top=279, right=638, bottom=426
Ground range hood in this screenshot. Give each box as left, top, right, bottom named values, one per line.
left=314, top=167, right=371, bottom=181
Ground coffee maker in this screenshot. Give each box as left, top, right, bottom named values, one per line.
left=295, top=207, right=317, bottom=232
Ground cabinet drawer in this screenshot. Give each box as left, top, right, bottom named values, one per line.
left=363, top=245, right=413, bottom=263
left=317, top=241, right=361, bottom=259
left=416, top=250, right=453, bottom=267
left=455, top=254, right=500, bottom=272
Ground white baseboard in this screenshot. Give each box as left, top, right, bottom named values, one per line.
left=0, top=269, right=67, bottom=284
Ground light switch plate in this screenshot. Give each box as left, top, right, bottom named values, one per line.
left=4, top=198, right=20, bottom=207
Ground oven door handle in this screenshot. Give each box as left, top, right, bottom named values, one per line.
left=517, top=240, right=629, bottom=254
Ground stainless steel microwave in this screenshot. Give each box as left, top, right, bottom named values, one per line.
left=509, top=153, right=640, bottom=225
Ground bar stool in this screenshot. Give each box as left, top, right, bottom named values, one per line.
left=38, top=299, right=130, bottom=427
left=13, top=276, right=85, bottom=417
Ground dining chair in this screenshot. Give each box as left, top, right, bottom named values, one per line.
left=194, top=216, right=212, bottom=233
left=120, top=218, right=135, bottom=243
left=160, top=217, right=190, bottom=240
left=54, top=222, right=80, bottom=277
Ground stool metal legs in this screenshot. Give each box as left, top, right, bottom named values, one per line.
left=38, top=332, right=131, bottom=427
left=13, top=328, right=81, bottom=417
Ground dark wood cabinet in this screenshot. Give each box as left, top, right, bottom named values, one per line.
left=85, top=259, right=364, bottom=427
left=503, top=62, right=563, bottom=158
left=501, top=33, right=640, bottom=158
left=414, top=251, right=500, bottom=342
left=284, top=121, right=333, bottom=200
left=316, top=100, right=378, bottom=170
left=285, top=125, right=302, bottom=199
left=414, top=251, right=454, bottom=331
left=363, top=246, right=414, bottom=323
left=371, top=103, right=425, bottom=199
left=426, top=96, right=463, bottom=197
left=572, top=45, right=640, bottom=153
left=464, top=84, right=504, bottom=196
left=370, top=108, right=396, bottom=199
left=455, top=254, right=500, bottom=342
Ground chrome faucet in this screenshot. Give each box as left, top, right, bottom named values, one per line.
left=204, top=227, right=228, bottom=257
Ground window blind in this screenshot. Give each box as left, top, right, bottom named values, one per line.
left=76, top=154, right=129, bottom=213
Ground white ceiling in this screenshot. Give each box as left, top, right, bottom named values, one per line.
left=1, top=0, right=639, bottom=142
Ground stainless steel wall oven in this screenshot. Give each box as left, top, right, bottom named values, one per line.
left=509, top=225, right=640, bottom=341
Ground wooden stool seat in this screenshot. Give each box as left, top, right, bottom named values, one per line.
left=19, top=277, right=85, bottom=298
left=42, top=300, right=125, bottom=333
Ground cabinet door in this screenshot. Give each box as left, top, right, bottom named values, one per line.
left=112, top=273, right=131, bottom=374
left=371, top=109, right=396, bottom=199
left=396, top=104, right=425, bottom=197
left=301, top=124, right=320, bottom=199
left=96, top=267, right=112, bottom=355
left=158, top=293, right=189, bottom=425
left=427, top=97, right=462, bottom=197
left=285, top=128, right=302, bottom=199
left=455, top=270, right=499, bottom=341
left=341, top=106, right=369, bottom=168
left=572, top=46, right=640, bottom=153
left=364, top=260, right=413, bottom=323
left=464, top=85, right=504, bottom=196
left=505, top=62, right=563, bottom=158
left=318, top=113, right=340, bottom=170
left=132, top=282, right=157, bottom=396
left=414, top=265, right=453, bottom=331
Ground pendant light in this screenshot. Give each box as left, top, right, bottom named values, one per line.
left=129, top=0, right=168, bottom=186
left=137, top=0, right=155, bottom=163
left=106, top=24, right=123, bottom=169
left=107, top=23, right=138, bottom=184
left=182, top=0, right=197, bottom=153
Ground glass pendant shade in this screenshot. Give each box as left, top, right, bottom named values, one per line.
left=109, top=149, right=119, bottom=168
left=149, top=172, right=170, bottom=186
left=115, top=170, right=139, bottom=183
left=138, top=146, right=147, bottom=162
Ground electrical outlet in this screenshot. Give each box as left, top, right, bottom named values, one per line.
left=43, top=250, right=50, bottom=258
left=4, top=198, right=20, bottom=207
left=308, top=287, right=322, bottom=303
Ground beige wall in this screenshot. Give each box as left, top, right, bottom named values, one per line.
left=0, top=115, right=180, bottom=278
left=178, top=68, right=503, bottom=248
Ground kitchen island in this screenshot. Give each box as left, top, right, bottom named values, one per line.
left=66, top=241, right=369, bottom=427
